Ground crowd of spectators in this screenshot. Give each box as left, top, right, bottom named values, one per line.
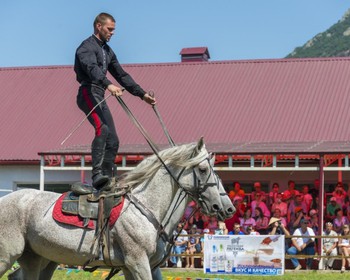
left=169, top=179, right=350, bottom=272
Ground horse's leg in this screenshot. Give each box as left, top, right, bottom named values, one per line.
left=0, top=238, right=25, bottom=277
left=125, top=254, right=152, bottom=280
left=7, top=268, right=22, bottom=280
left=15, top=251, right=47, bottom=280
left=0, top=260, right=14, bottom=279
left=151, top=267, right=162, bottom=280
left=122, top=267, right=135, bottom=280
left=8, top=259, right=57, bottom=280
left=39, top=261, right=58, bottom=280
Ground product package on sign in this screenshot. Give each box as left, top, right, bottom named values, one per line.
left=203, top=235, right=284, bottom=275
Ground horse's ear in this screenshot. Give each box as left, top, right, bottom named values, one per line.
left=209, top=153, right=216, bottom=166
left=196, top=137, right=204, bottom=152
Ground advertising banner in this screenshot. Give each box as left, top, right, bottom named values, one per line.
left=203, top=235, right=285, bottom=275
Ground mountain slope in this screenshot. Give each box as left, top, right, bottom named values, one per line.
left=286, top=9, right=350, bottom=58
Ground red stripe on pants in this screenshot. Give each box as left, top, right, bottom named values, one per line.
left=81, top=87, right=102, bottom=136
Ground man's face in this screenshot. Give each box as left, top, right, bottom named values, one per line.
left=274, top=209, right=281, bottom=218
left=326, top=223, right=332, bottom=232
left=96, top=19, right=115, bottom=42
left=301, top=220, right=309, bottom=229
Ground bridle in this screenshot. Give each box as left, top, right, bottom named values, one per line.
left=192, top=157, right=227, bottom=217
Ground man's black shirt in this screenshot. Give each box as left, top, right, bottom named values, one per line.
left=74, top=35, right=145, bottom=98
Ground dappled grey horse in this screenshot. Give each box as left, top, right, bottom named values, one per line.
left=0, top=139, right=234, bottom=280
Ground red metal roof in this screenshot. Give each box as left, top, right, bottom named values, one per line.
left=2, top=57, right=350, bottom=162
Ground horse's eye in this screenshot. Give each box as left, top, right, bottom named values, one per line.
left=199, top=167, right=207, bottom=174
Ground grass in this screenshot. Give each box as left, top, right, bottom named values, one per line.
left=1, top=268, right=349, bottom=280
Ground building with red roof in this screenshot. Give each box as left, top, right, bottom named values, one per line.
left=1, top=49, right=350, bottom=201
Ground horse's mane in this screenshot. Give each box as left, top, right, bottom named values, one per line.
left=119, top=142, right=208, bottom=188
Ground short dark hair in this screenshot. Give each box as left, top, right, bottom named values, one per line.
left=94, top=13, right=115, bottom=28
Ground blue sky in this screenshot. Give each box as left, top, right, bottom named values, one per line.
left=1, top=0, right=349, bottom=67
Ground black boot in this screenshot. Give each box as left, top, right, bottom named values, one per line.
left=91, top=148, right=109, bottom=190
left=101, top=158, right=116, bottom=190
left=102, top=161, right=114, bottom=178
left=102, top=149, right=117, bottom=184
left=92, top=173, right=109, bottom=189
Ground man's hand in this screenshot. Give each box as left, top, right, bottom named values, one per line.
left=143, top=92, right=156, bottom=105
left=107, top=84, right=124, bottom=96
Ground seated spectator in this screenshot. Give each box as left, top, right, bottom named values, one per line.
left=271, top=193, right=288, bottom=217
left=228, top=223, right=245, bottom=235
left=338, top=224, right=350, bottom=273
left=204, top=216, right=218, bottom=234
left=308, top=179, right=321, bottom=211
left=214, top=221, right=228, bottom=235
left=309, top=179, right=320, bottom=198
left=301, top=185, right=313, bottom=213
left=271, top=208, right=287, bottom=228
left=326, top=197, right=341, bottom=222
left=268, top=217, right=290, bottom=250
left=224, top=196, right=244, bottom=231
left=287, top=207, right=304, bottom=234
left=333, top=208, right=349, bottom=234
left=184, top=200, right=196, bottom=220
left=228, top=181, right=245, bottom=201
left=189, top=211, right=204, bottom=232
left=239, top=208, right=256, bottom=234
left=251, top=181, right=267, bottom=202
left=308, top=209, right=320, bottom=252
left=332, top=182, right=347, bottom=209
left=344, top=185, right=350, bottom=211
left=309, top=209, right=319, bottom=235
left=322, top=222, right=338, bottom=270
left=254, top=207, right=269, bottom=234
left=268, top=182, right=280, bottom=206
left=346, top=202, right=350, bottom=223
left=234, top=195, right=246, bottom=216
left=246, top=225, right=260, bottom=235
left=251, top=193, right=270, bottom=218
left=287, top=194, right=307, bottom=224
left=287, top=218, right=316, bottom=270
left=283, top=180, right=300, bottom=204
left=170, top=223, right=188, bottom=268
left=185, top=224, right=200, bottom=268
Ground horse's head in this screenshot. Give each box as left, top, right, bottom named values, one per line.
left=182, top=138, right=235, bottom=219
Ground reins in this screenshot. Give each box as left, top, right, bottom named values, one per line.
left=115, top=94, right=221, bottom=270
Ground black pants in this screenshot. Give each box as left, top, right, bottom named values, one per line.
left=77, top=85, right=119, bottom=178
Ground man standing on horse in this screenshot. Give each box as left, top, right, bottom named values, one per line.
left=74, top=12, right=156, bottom=190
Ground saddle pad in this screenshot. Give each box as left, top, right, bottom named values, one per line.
left=53, top=193, right=95, bottom=229
left=53, top=193, right=125, bottom=230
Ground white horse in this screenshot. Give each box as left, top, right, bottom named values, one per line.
left=0, top=139, right=235, bottom=280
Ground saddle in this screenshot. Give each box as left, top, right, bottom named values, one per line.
left=61, top=181, right=122, bottom=227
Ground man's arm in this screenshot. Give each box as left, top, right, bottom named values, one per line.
left=107, top=52, right=156, bottom=105
left=108, top=52, right=146, bottom=98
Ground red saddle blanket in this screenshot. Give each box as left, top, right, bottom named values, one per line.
left=53, top=193, right=125, bottom=230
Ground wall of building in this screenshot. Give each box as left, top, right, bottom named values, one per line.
left=0, top=165, right=83, bottom=197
